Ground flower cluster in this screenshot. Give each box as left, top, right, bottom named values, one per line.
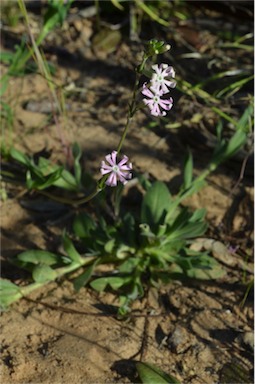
left=142, top=63, right=176, bottom=117
left=100, top=150, right=132, bottom=187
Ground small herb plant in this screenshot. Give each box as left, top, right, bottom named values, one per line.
left=0, top=33, right=249, bottom=316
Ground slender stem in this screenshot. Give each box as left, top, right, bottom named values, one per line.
left=39, top=186, right=102, bottom=206
left=94, top=0, right=100, bottom=32
left=117, top=116, right=133, bottom=154
left=116, top=55, right=148, bottom=154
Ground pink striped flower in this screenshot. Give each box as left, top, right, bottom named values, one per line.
left=151, top=63, right=176, bottom=94
left=142, top=83, right=173, bottom=117
left=100, top=151, right=132, bottom=187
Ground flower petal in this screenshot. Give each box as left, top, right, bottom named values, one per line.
left=111, top=150, right=117, bottom=165
left=101, top=168, right=112, bottom=175
left=118, top=155, right=129, bottom=167
left=142, top=83, right=154, bottom=98
left=106, top=172, right=117, bottom=187
left=105, top=153, right=115, bottom=166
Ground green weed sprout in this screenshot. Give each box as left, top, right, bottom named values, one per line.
left=1, top=0, right=73, bottom=96
left=0, top=40, right=249, bottom=316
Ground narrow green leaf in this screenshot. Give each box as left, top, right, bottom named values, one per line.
left=111, top=0, right=124, bottom=10
left=224, top=130, right=247, bottom=159
left=136, top=362, right=180, bottom=384
left=236, top=104, right=253, bottom=133
left=211, top=129, right=247, bottom=168
left=183, top=150, right=193, bottom=189
left=10, top=148, right=30, bottom=166
left=53, top=169, right=78, bottom=190
left=73, top=213, right=96, bottom=238
left=30, top=168, right=64, bottom=190
left=73, top=259, right=101, bottom=292
left=141, top=181, right=171, bottom=230
left=134, top=0, right=169, bottom=26
left=62, top=232, right=82, bottom=263
left=168, top=221, right=207, bottom=241
left=189, top=208, right=207, bottom=223
left=212, top=106, right=238, bottom=127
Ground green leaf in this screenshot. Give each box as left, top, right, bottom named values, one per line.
left=90, top=277, right=108, bottom=292
left=73, top=213, right=96, bottom=238
left=32, top=264, right=57, bottom=283
left=236, top=104, right=253, bottom=133
left=111, top=0, right=124, bottom=11
left=53, top=169, right=78, bottom=190
left=189, top=208, right=207, bottom=222
left=211, top=130, right=247, bottom=167
left=73, top=259, right=101, bottom=291
left=42, top=0, right=72, bottom=36
left=17, top=250, right=59, bottom=265
left=62, top=232, right=82, bottom=263
left=90, top=276, right=131, bottom=292
left=0, top=279, right=22, bottom=309
left=10, top=148, right=30, bottom=166
left=119, top=258, right=140, bottom=273
left=104, top=239, right=115, bottom=253
left=28, top=168, right=64, bottom=190
left=168, top=221, right=207, bottom=241
left=224, top=130, right=247, bottom=159
left=186, top=263, right=226, bottom=280
left=136, top=362, right=180, bottom=384
left=36, top=158, right=78, bottom=190
left=134, top=1, right=169, bottom=27
left=141, top=181, right=171, bottom=231
left=183, top=150, right=193, bottom=189
left=0, top=279, right=20, bottom=293
left=116, top=245, right=135, bottom=259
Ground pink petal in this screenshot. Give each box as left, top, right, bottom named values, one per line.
left=118, top=173, right=130, bottom=184
left=142, top=84, right=154, bottom=98
left=101, top=161, right=113, bottom=171
left=152, top=64, right=160, bottom=74
left=159, top=99, right=173, bottom=110
left=111, top=151, right=117, bottom=165
left=143, top=98, right=154, bottom=107
left=105, top=153, right=115, bottom=166
left=101, top=167, right=112, bottom=175
left=120, top=164, right=132, bottom=171
left=151, top=104, right=160, bottom=116
left=106, top=172, right=117, bottom=187
left=118, top=155, right=128, bottom=167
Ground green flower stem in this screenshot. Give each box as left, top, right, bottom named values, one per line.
left=117, top=54, right=148, bottom=154
left=39, top=186, right=102, bottom=206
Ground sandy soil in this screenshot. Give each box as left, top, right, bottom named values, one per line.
left=1, top=2, right=254, bottom=383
